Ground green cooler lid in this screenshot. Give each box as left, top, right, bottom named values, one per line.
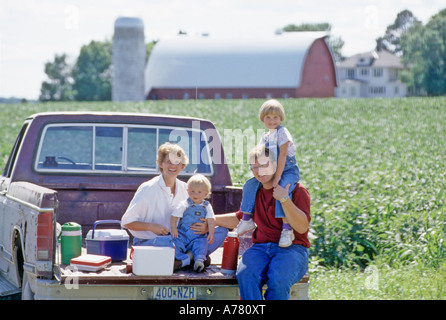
left=61, top=222, right=81, bottom=231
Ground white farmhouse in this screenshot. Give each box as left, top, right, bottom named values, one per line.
left=336, top=46, right=407, bottom=98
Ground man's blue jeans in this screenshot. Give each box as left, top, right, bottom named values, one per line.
left=236, top=242, right=308, bottom=300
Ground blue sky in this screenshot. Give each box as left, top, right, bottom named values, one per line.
left=0, top=0, right=444, bottom=100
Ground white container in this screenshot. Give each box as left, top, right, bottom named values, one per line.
left=132, top=246, right=174, bottom=276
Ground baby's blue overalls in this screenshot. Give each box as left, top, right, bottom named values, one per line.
left=240, top=126, right=300, bottom=218
left=173, top=198, right=210, bottom=262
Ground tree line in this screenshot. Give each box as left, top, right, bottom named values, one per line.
left=39, top=40, right=156, bottom=101
left=398, top=9, right=446, bottom=96
left=40, top=8, right=446, bottom=101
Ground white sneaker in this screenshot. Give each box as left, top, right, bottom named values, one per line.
left=194, top=259, right=205, bottom=272
left=279, top=229, right=295, bottom=247
left=236, top=219, right=256, bottom=236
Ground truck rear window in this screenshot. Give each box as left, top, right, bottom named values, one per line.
left=35, top=124, right=212, bottom=175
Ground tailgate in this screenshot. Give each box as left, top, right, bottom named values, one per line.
left=55, top=247, right=240, bottom=299
left=55, top=247, right=308, bottom=300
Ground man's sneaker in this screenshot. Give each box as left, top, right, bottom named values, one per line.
left=236, top=219, right=256, bottom=236
left=194, top=259, right=205, bottom=272
left=278, top=229, right=295, bottom=247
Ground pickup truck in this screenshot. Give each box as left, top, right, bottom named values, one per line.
left=0, top=111, right=309, bottom=300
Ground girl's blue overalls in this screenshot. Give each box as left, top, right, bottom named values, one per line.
left=173, top=198, right=209, bottom=262
left=240, top=126, right=300, bottom=218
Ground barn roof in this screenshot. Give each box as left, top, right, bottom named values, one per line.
left=144, top=32, right=328, bottom=94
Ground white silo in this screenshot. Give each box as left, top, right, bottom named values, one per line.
left=112, top=17, right=146, bottom=102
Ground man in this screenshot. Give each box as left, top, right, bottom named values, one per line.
left=206, top=144, right=311, bottom=300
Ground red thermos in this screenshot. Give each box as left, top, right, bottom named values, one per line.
left=221, top=232, right=240, bottom=274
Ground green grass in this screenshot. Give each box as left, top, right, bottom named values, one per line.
left=309, top=261, right=445, bottom=300
left=1, top=97, right=445, bottom=299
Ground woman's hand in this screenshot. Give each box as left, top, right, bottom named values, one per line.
left=151, top=223, right=170, bottom=236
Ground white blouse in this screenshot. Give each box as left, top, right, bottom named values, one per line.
left=121, top=175, right=188, bottom=239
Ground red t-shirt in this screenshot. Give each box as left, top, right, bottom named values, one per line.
left=236, top=184, right=311, bottom=248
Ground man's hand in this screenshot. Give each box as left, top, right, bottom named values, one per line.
left=273, top=184, right=290, bottom=201
left=190, top=218, right=208, bottom=234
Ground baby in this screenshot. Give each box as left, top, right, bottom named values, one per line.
left=171, top=174, right=215, bottom=272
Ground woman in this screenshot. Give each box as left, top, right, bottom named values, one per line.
left=121, top=142, right=190, bottom=267
left=121, top=142, right=227, bottom=270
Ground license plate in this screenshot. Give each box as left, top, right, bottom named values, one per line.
left=153, top=286, right=197, bottom=300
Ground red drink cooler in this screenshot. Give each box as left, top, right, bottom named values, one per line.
left=221, top=232, right=240, bottom=275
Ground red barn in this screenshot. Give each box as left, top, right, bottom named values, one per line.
left=144, top=32, right=337, bottom=100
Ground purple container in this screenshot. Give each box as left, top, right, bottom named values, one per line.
left=86, top=220, right=129, bottom=261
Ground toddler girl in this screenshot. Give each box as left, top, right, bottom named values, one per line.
left=237, top=99, right=300, bottom=247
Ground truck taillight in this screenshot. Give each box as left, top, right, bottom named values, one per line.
left=36, top=211, right=54, bottom=261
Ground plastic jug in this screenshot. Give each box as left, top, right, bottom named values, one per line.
left=221, top=232, right=240, bottom=275
left=59, top=222, right=82, bottom=264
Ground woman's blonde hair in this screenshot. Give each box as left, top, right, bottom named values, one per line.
left=157, top=142, right=189, bottom=172
left=259, top=99, right=285, bottom=122
left=187, top=174, right=212, bottom=196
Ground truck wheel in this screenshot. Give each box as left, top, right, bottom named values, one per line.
left=21, top=272, right=34, bottom=300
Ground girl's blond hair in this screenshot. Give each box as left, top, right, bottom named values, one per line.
left=259, top=99, right=285, bottom=122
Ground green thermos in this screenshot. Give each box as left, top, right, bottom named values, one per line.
left=59, top=222, right=82, bottom=264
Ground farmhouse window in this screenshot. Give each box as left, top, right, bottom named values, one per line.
left=360, top=68, right=369, bottom=76
left=347, top=69, right=355, bottom=78
left=373, top=68, right=383, bottom=77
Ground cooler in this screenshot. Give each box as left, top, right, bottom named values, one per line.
left=131, top=246, right=174, bottom=276
left=70, top=254, right=112, bottom=272
left=86, top=220, right=129, bottom=261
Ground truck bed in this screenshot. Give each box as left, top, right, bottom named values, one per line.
left=57, top=247, right=239, bottom=286
left=56, top=246, right=309, bottom=300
